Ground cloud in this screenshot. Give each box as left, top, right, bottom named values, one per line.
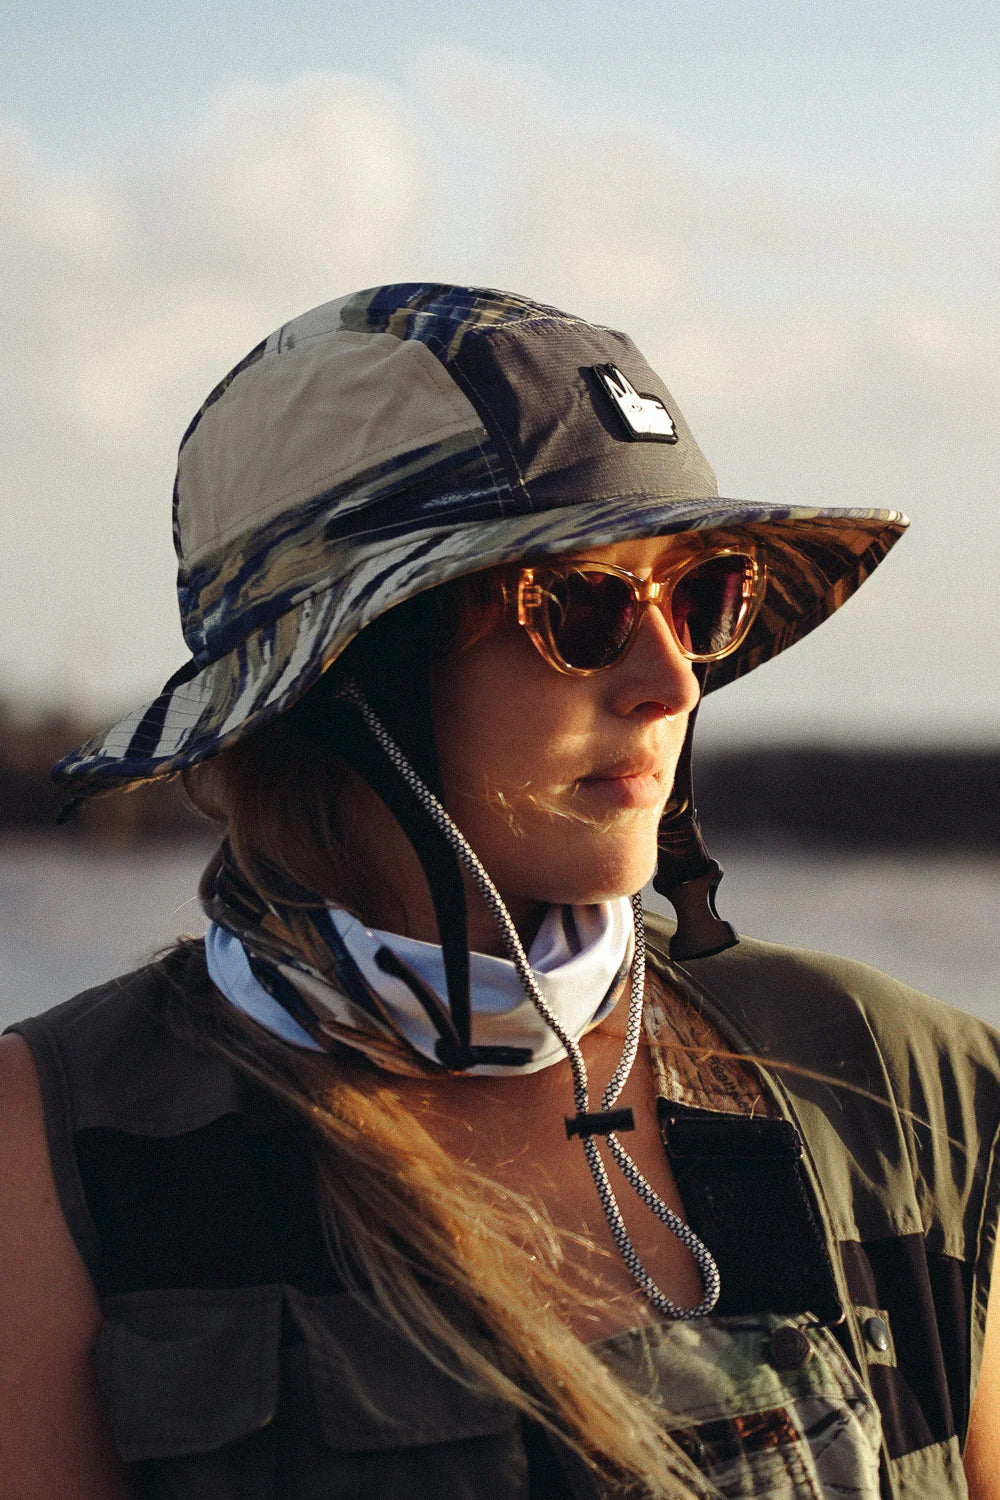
left=1, top=72, right=435, bottom=712
left=1, top=56, right=997, bottom=741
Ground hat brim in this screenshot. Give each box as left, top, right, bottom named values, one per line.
left=54, top=499, right=906, bottom=794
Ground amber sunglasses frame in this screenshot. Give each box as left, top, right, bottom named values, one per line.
left=514, top=546, right=766, bottom=677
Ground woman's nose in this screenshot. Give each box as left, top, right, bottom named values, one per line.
left=608, top=602, right=701, bottom=720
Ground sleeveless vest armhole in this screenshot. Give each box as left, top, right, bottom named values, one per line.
left=5, top=1012, right=103, bottom=1284
left=971, top=1112, right=1000, bottom=1402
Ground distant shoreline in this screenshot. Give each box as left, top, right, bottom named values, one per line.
left=697, top=747, right=1000, bottom=850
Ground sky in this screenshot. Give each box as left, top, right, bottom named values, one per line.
left=2, top=1, right=998, bottom=747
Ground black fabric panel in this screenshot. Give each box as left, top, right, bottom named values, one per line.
left=76, top=1116, right=342, bottom=1298
left=839, top=1236, right=961, bottom=1457
left=522, top=1421, right=590, bottom=1500
left=926, top=1251, right=974, bottom=1441
left=446, top=319, right=714, bottom=512
left=131, top=1427, right=277, bottom=1500
left=659, top=1102, right=843, bottom=1323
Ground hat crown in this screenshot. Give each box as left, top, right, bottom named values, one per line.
left=172, top=284, right=717, bottom=666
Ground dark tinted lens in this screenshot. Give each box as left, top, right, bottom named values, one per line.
left=546, top=569, right=638, bottom=669
left=671, top=555, right=752, bottom=656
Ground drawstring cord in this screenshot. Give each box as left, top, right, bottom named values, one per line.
left=337, top=680, right=720, bottom=1320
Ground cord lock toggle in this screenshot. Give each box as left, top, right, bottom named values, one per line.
left=565, top=1107, right=636, bottom=1140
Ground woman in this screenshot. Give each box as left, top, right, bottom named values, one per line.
left=1, top=283, right=998, bottom=1498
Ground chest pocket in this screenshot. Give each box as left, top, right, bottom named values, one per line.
left=95, top=1285, right=530, bottom=1500
left=595, top=1314, right=884, bottom=1500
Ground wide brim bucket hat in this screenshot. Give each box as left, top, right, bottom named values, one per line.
left=54, top=283, right=907, bottom=796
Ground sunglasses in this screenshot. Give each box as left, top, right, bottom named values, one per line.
left=514, top=548, right=765, bottom=676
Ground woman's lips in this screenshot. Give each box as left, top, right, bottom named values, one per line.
left=576, top=759, right=664, bottom=811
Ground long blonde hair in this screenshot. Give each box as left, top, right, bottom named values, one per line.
left=181, top=583, right=709, bottom=1498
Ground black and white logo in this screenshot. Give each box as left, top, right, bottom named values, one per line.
left=592, top=363, right=678, bottom=443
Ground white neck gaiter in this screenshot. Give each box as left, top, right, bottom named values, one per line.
left=206, top=897, right=634, bottom=1076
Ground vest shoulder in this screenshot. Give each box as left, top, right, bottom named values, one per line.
left=643, top=909, right=1000, bottom=1073
left=7, top=942, right=245, bottom=1134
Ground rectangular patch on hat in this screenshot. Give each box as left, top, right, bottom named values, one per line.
left=445, top=319, right=716, bottom=509
left=592, top=362, right=678, bottom=442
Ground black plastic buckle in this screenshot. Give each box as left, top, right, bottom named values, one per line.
left=565, top=1107, right=636, bottom=1140
left=56, top=795, right=86, bottom=825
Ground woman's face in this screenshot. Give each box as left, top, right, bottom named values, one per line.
left=430, top=536, right=702, bottom=926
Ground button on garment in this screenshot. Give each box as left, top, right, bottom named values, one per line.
left=770, top=1325, right=814, bottom=1371
left=863, top=1316, right=892, bottom=1353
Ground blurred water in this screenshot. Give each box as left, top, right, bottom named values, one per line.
left=2, top=834, right=998, bottom=1031
left=648, top=837, right=1000, bottom=1027
left=2, top=835, right=213, bottom=1029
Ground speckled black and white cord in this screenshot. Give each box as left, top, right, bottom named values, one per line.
left=337, top=680, right=721, bottom=1320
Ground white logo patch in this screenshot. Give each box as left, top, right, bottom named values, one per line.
left=592, top=363, right=678, bottom=442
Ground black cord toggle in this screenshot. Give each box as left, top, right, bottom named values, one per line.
left=565, top=1107, right=635, bottom=1140
left=436, top=1038, right=534, bottom=1070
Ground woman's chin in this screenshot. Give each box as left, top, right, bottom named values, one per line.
left=520, top=849, right=659, bottom=909
left=469, top=806, right=662, bottom=911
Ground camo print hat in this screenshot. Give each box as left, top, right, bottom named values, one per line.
left=54, top=283, right=907, bottom=795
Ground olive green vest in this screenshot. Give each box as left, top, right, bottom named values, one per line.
left=665, top=924, right=1000, bottom=1499
left=10, top=916, right=1000, bottom=1498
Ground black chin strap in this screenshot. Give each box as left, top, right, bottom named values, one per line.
left=653, top=685, right=738, bottom=962
left=300, top=679, right=503, bottom=1070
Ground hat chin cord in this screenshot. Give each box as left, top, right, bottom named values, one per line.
left=335, top=680, right=720, bottom=1321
